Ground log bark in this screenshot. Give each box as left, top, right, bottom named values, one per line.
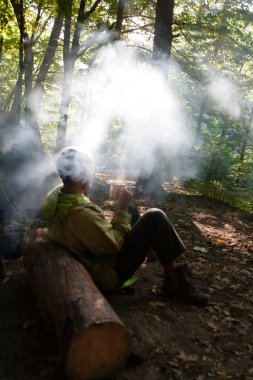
left=23, top=229, right=131, bottom=380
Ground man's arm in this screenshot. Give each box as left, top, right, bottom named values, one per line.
left=72, top=205, right=132, bottom=255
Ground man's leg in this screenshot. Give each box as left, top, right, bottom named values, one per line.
left=127, top=203, right=157, bottom=261
left=115, top=208, right=209, bottom=306
left=115, top=208, right=185, bottom=283
left=127, top=203, right=141, bottom=227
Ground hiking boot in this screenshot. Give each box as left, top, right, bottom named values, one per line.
left=162, top=264, right=209, bottom=306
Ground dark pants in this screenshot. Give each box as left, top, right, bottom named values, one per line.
left=115, top=208, right=186, bottom=285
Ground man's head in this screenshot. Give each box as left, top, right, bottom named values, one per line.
left=56, top=147, right=95, bottom=185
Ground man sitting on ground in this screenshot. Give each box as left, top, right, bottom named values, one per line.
left=43, top=147, right=209, bottom=306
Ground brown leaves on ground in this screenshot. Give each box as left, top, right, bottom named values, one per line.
left=0, top=177, right=253, bottom=380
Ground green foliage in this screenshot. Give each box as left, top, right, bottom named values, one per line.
left=56, top=0, right=72, bottom=18
left=184, top=177, right=253, bottom=212
left=1, top=0, right=253, bottom=212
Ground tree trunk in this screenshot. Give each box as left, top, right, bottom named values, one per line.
left=10, top=0, right=25, bottom=122
left=134, top=0, right=175, bottom=199
left=28, top=13, right=64, bottom=151
left=196, top=96, right=207, bottom=137
left=236, top=108, right=253, bottom=186
left=55, top=0, right=103, bottom=152
left=218, top=116, right=230, bottom=146
left=55, top=14, right=73, bottom=152
left=115, top=0, right=126, bottom=38
left=23, top=34, right=34, bottom=118
left=134, top=149, right=166, bottom=200
left=23, top=229, right=131, bottom=380
left=0, top=35, right=2, bottom=63
left=35, top=14, right=64, bottom=88
left=55, top=0, right=86, bottom=152
left=239, top=114, right=252, bottom=165
left=9, top=70, right=23, bottom=120
left=23, top=33, right=44, bottom=152
left=0, top=0, right=9, bottom=63
left=152, top=0, right=174, bottom=77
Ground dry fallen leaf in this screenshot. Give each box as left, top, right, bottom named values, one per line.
left=210, top=283, right=224, bottom=290
left=248, top=367, right=253, bottom=375
left=177, top=351, right=199, bottom=362
left=168, top=359, right=180, bottom=368
left=223, top=316, right=238, bottom=323
left=236, top=327, right=249, bottom=336
left=215, top=369, right=232, bottom=378
left=207, top=320, right=220, bottom=332
left=221, top=278, right=230, bottom=286
left=149, top=301, right=166, bottom=308
left=193, top=246, right=208, bottom=253
left=222, top=309, right=231, bottom=316
left=248, top=243, right=253, bottom=252
left=152, top=314, right=162, bottom=322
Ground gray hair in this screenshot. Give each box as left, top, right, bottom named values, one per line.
left=56, top=147, right=95, bottom=184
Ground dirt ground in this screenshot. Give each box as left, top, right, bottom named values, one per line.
left=1, top=178, right=253, bottom=380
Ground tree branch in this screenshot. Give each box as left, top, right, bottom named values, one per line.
left=83, top=0, right=103, bottom=21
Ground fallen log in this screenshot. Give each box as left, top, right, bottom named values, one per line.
left=23, top=229, right=131, bottom=380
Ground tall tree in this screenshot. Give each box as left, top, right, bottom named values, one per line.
left=9, top=0, right=25, bottom=121
left=152, top=0, right=174, bottom=77
left=29, top=10, right=64, bottom=149
left=115, top=0, right=127, bottom=38
left=135, top=0, right=176, bottom=199
left=55, top=0, right=103, bottom=152
left=0, top=0, right=9, bottom=62
left=236, top=107, right=253, bottom=185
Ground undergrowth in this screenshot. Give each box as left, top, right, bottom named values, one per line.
left=184, top=178, right=253, bottom=213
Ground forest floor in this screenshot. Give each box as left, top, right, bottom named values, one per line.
left=0, top=175, right=253, bottom=380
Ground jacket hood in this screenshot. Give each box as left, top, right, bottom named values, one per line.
left=43, top=185, right=87, bottom=223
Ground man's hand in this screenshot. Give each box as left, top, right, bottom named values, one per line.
left=117, top=187, right=132, bottom=211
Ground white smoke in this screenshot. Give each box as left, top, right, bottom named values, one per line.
left=71, top=41, right=192, bottom=174
left=206, top=72, right=241, bottom=119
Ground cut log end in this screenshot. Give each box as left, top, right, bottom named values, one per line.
left=66, top=322, right=131, bottom=380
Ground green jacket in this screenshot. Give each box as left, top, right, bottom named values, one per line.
left=43, top=185, right=132, bottom=290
